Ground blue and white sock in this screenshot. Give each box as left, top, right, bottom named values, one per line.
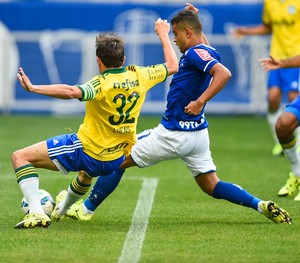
left=212, top=181, right=261, bottom=210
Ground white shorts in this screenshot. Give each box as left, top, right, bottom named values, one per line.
left=131, top=124, right=216, bottom=177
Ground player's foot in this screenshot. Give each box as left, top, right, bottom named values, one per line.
left=50, top=190, right=67, bottom=221
left=272, top=143, right=283, bottom=156
left=278, top=172, right=300, bottom=197
left=294, top=186, right=300, bottom=201
left=15, top=213, right=51, bottom=229
left=259, top=201, right=292, bottom=224
left=66, top=199, right=93, bottom=221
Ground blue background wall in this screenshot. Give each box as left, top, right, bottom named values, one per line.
left=0, top=2, right=265, bottom=114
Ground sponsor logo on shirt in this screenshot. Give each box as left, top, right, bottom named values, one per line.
left=100, top=142, right=128, bottom=156
left=113, top=126, right=131, bottom=134
left=194, top=49, right=213, bottom=61
left=113, top=79, right=139, bottom=91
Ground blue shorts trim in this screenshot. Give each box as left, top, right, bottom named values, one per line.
left=285, top=96, right=300, bottom=124
left=267, top=68, right=300, bottom=92
left=47, top=134, right=125, bottom=177
left=137, top=130, right=151, bottom=140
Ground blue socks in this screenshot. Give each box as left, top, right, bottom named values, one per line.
left=84, top=168, right=124, bottom=212
left=212, top=181, right=261, bottom=210
left=84, top=174, right=261, bottom=212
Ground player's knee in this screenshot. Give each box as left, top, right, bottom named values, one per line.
left=78, top=171, right=92, bottom=185
left=275, top=116, right=292, bottom=139
left=120, top=155, right=136, bottom=169
left=11, top=149, right=25, bottom=166
left=195, top=172, right=219, bottom=196
left=201, top=186, right=214, bottom=196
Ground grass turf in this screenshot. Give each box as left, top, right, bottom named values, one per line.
left=0, top=114, right=299, bottom=263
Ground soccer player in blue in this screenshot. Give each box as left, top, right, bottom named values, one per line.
left=260, top=54, right=300, bottom=200
left=12, top=18, right=178, bottom=229
left=60, top=4, right=292, bottom=224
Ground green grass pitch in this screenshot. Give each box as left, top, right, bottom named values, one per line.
left=0, top=114, right=299, bottom=263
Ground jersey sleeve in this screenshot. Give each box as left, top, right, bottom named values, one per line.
left=127, top=64, right=168, bottom=91
left=187, top=48, right=219, bottom=74
left=76, top=76, right=99, bottom=101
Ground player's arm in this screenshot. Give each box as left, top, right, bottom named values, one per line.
left=197, top=63, right=231, bottom=107
left=259, top=54, right=300, bottom=71
left=17, top=67, right=83, bottom=99
left=231, top=24, right=271, bottom=39
left=154, top=18, right=178, bottom=75
left=184, top=63, right=231, bottom=115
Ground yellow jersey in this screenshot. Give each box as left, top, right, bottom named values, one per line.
left=76, top=64, right=167, bottom=161
left=263, top=0, right=300, bottom=59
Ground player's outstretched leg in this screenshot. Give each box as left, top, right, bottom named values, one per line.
left=211, top=181, right=292, bottom=224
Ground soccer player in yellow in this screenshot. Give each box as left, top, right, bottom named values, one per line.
left=232, top=0, right=300, bottom=157
left=12, top=18, right=178, bottom=229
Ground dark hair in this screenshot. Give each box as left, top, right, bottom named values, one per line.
left=171, top=10, right=202, bottom=33
left=95, top=32, right=125, bottom=68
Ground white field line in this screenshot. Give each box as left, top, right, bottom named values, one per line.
left=118, top=177, right=159, bottom=263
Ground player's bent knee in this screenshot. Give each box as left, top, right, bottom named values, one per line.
left=276, top=118, right=294, bottom=138
left=195, top=172, right=219, bottom=196
left=11, top=149, right=23, bottom=165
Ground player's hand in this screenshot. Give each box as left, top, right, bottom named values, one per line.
left=231, top=27, right=247, bottom=39
left=259, top=55, right=281, bottom=71
left=184, top=101, right=204, bottom=115
left=154, top=18, right=170, bottom=37
left=185, top=3, right=199, bottom=14
left=17, top=67, right=34, bottom=92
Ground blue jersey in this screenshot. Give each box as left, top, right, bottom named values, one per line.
left=161, top=44, right=220, bottom=131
